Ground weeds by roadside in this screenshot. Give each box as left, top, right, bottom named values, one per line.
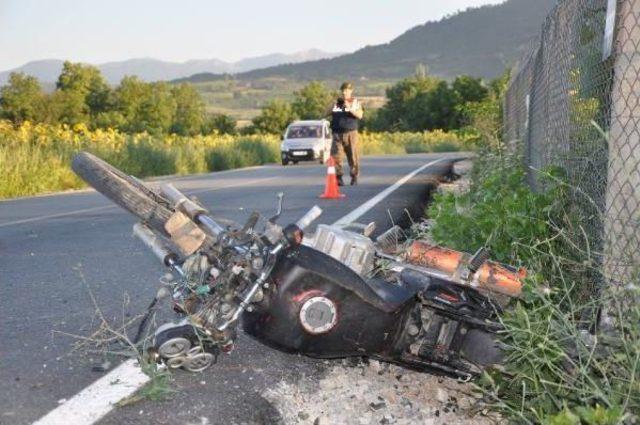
left=116, top=362, right=176, bottom=407
left=426, top=152, right=640, bottom=423
left=422, top=72, right=640, bottom=421
left=53, top=264, right=177, bottom=407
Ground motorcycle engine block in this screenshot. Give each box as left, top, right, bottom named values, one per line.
left=303, top=224, right=375, bottom=276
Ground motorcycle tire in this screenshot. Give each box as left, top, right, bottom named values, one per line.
left=459, top=328, right=504, bottom=367
left=71, top=152, right=174, bottom=236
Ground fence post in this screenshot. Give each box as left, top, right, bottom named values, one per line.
left=604, top=0, right=640, bottom=285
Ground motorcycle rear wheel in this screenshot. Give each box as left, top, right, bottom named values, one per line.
left=71, top=151, right=174, bottom=236
left=459, top=328, right=504, bottom=367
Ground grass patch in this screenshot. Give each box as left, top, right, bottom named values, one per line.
left=117, top=362, right=177, bottom=407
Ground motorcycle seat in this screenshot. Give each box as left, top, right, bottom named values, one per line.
left=364, top=269, right=433, bottom=312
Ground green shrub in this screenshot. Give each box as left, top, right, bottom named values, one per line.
left=428, top=160, right=559, bottom=265
left=427, top=154, right=640, bottom=423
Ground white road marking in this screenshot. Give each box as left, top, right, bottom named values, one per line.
left=30, top=156, right=449, bottom=425
left=332, top=157, right=447, bottom=227
left=0, top=177, right=277, bottom=228
left=33, top=359, right=149, bottom=425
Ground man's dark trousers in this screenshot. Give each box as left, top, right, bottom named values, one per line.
left=331, top=130, right=359, bottom=178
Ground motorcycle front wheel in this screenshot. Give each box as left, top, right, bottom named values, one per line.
left=71, top=152, right=174, bottom=236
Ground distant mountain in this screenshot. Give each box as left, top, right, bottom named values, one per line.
left=0, top=59, right=66, bottom=85
left=0, top=49, right=343, bottom=85
left=182, top=0, right=555, bottom=83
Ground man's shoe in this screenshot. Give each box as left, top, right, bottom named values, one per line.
left=350, top=176, right=358, bottom=185
left=337, top=176, right=345, bottom=186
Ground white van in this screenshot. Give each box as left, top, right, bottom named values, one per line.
left=280, top=120, right=332, bottom=166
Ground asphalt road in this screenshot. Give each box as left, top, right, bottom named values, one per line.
left=0, top=153, right=461, bottom=425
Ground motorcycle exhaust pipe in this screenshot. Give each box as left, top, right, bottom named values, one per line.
left=405, top=241, right=525, bottom=298
left=133, top=223, right=184, bottom=276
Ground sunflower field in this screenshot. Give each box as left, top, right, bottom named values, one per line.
left=0, top=120, right=473, bottom=199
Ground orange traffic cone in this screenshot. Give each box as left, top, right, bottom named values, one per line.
left=320, top=157, right=345, bottom=199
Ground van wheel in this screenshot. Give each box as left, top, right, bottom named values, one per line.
left=292, top=160, right=299, bottom=165
left=282, top=159, right=289, bottom=166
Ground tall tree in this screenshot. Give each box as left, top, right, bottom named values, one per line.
left=114, top=75, right=148, bottom=130
left=408, top=81, right=461, bottom=130
left=452, top=76, right=488, bottom=104
left=170, top=83, right=205, bottom=136
left=139, top=82, right=175, bottom=134
left=202, top=113, right=237, bottom=135
left=114, top=77, right=175, bottom=134
left=251, top=100, right=297, bottom=134
left=54, top=61, right=111, bottom=125
left=0, top=72, right=45, bottom=124
left=291, top=81, right=334, bottom=120
left=369, top=73, right=490, bottom=131
left=373, top=74, right=439, bottom=131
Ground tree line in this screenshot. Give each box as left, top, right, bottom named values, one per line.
left=249, top=68, right=495, bottom=134
left=1, top=61, right=497, bottom=136
left=0, top=61, right=236, bottom=135
left=365, top=70, right=492, bottom=132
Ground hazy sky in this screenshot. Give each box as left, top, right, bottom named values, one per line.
left=0, top=0, right=504, bottom=70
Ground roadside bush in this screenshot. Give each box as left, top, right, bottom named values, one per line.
left=428, top=159, right=559, bottom=265
left=202, top=113, right=237, bottom=135
left=206, top=138, right=279, bottom=170
left=427, top=152, right=640, bottom=423
left=425, top=67, right=638, bottom=421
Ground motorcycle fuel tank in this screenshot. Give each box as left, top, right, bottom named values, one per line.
left=242, top=245, right=415, bottom=359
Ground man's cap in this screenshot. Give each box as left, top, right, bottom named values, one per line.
left=340, top=81, right=353, bottom=90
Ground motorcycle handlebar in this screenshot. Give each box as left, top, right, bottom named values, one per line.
left=161, top=183, right=207, bottom=220
left=162, top=182, right=321, bottom=250
left=161, top=183, right=226, bottom=240
left=217, top=206, right=322, bottom=332
left=197, top=214, right=226, bottom=239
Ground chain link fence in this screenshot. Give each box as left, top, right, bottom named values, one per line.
left=504, top=0, right=640, bottom=288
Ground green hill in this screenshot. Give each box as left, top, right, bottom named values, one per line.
left=182, top=0, right=554, bottom=83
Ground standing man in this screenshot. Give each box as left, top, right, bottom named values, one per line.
left=329, top=82, right=363, bottom=186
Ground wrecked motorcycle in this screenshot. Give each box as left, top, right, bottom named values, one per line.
left=71, top=152, right=525, bottom=379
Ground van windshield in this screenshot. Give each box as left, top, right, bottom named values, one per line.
left=286, top=125, right=322, bottom=139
